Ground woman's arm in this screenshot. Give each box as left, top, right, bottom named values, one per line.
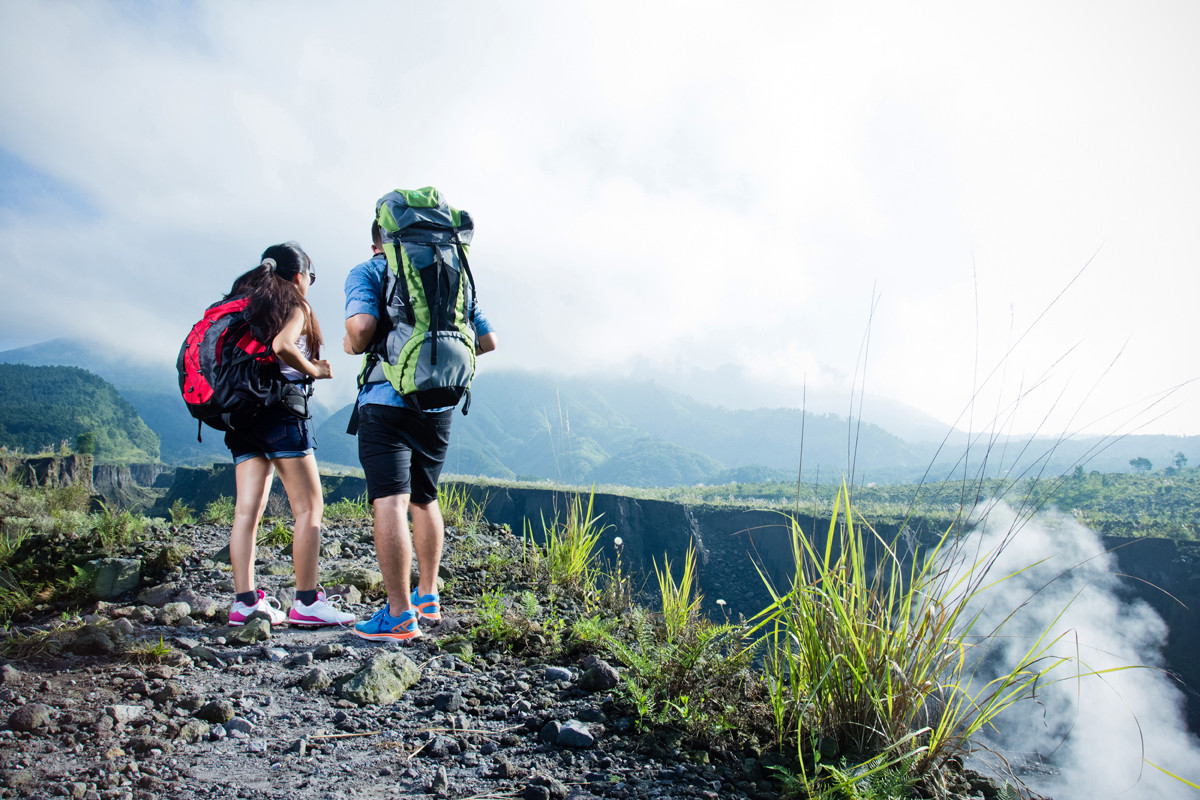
left=273, top=306, right=332, bottom=379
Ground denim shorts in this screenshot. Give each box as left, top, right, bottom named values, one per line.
left=224, top=406, right=314, bottom=464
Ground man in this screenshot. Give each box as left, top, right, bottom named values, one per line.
left=343, top=216, right=497, bottom=641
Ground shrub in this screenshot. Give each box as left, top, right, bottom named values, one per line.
left=169, top=499, right=195, bottom=525
left=203, top=495, right=235, bottom=525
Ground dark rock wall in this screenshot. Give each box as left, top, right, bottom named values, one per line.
left=0, top=455, right=94, bottom=490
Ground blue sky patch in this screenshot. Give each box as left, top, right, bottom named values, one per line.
left=0, top=149, right=96, bottom=218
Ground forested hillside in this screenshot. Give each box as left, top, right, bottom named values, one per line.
left=0, top=364, right=159, bottom=462
left=314, top=372, right=924, bottom=486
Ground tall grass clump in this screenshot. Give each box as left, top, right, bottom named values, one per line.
left=439, top=483, right=486, bottom=532
left=573, top=542, right=761, bottom=742
left=325, top=493, right=371, bottom=524
left=524, top=490, right=608, bottom=600
left=752, top=480, right=1106, bottom=798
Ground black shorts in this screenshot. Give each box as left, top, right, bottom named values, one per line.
left=357, top=404, right=453, bottom=504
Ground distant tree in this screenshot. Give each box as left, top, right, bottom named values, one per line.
left=1174, top=451, right=1188, bottom=469
left=1129, top=457, right=1153, bottom=473
left=75, top=431, right=96, bottom=455
left=1073, top=465, right=1085, bottom=480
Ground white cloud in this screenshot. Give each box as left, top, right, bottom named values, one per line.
left=0, top=0, right=1197, bottom=435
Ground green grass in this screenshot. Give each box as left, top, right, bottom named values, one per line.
left=523, top=490, right=608, bottom=602
left=126, top=634, right=176, bottom=665
left=439, top=483, right=486, bottom=532
left=257, top=520, right=293, bottom=548
left=325, top=493, right=371, bottom=524
left=746, top=481, right=1132, bottom=798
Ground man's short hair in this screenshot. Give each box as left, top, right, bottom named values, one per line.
left=371, top=220, right=382, bottom=249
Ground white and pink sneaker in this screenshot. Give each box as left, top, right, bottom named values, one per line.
left=228, top=589, right=287, bottom=626
left=288, top=589, right=355, bottom=627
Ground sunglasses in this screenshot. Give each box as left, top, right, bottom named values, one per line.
left=306, top=271, right=316, bottom=285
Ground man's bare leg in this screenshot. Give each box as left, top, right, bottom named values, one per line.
left=411, top=499, right=444, bottom=597
left=372, top=493, right=414, bottom=617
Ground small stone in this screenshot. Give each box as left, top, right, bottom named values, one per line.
left=175, top=719, right=210, bottom=743
left=430, top=765, right=449, bottom=796
left=556, top=720, right=594, bottom=748
left=150, top=682, right=184, bottom=705
left=314, top=643, right=345, bottom=660
left=578, top=659, right=619, bottom=692
left=224, top=618, right=272, bottom=645
left=299, top=668, right=332, bottom=692
left=545, top=666, right=572, bottom=682
left=539, top=719, right=562, bottom=744
left=156, top=602, right=192, bottom=627
left=106, top=705, right=145, bottom=726
left=195, top=700, right=235, bottom=724
left=174, top=590, right=221, bottom=620
left=0, top=663, right=22, bottom=683
left=286, top=651, right=315, bottom=669
left=188, top=646, right=225, bottom=666
left=433, top=691, right=463, bottom=712
left=8, top=702, right=52, bottom=731
left=225, top=717, right=255, bottom=735
left=128, top=735, right=173, bottom=755
left=86, top=558, right=142, bottom=599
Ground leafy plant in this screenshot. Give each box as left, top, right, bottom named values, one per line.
left=126, top=634, right=176, bottom=665
left=89, top=503, right=147, bottom=549
left=257, top=520, right=293, bottom=548
left=203, top=495, right=235, bottom=525
left=168, top=499, right=195, bottom=526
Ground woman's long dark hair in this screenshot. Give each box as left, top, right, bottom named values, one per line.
left=227, top=242, right=323, bottom=359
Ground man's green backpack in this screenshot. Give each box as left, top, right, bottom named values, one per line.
left=354, top=187, right=478, bottom=423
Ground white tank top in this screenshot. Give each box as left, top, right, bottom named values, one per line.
left=279, top=334, right=309, bottom=382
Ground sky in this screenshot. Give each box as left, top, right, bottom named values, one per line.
left=1, top=0, right=1198, bottom=438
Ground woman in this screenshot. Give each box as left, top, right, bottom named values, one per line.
left=224, top=242, right=354, bottom=628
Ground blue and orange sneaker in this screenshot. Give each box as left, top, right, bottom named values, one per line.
left=353, top=606, right=421, bottom=641
left=410, top=589, right=441, bottom=622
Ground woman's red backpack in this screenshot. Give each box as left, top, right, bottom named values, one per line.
left=176, top=296, right=298, bottom=440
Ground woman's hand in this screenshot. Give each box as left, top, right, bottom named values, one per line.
left=311, top=359, right=333, bottom=380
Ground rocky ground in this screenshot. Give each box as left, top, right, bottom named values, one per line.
left=0, top=516, right=800, bottom=800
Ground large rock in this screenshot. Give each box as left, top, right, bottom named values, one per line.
left=339, top=652, right=421, bottom=706
left=85, top=558, right=142, bottom=599
left=321, top=565, right=384, bottom=592
left=138, top=582, right=179, bottom=607
left=224, top=618, right=272, bottom=646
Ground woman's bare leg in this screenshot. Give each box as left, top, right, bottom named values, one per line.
left=231, top=457, right=273, bottom=594
left=272, top=453, right=323, bottom=593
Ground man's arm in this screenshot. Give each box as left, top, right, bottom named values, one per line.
left=476, top=332, right=497, bottom=355
left=343, top=313, right=378, bottom=355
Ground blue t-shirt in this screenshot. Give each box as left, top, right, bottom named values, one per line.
left=344, top=253, right=493, bottom=408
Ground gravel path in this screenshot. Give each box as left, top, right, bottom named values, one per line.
left=0, top=517, right=782, bottom=800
